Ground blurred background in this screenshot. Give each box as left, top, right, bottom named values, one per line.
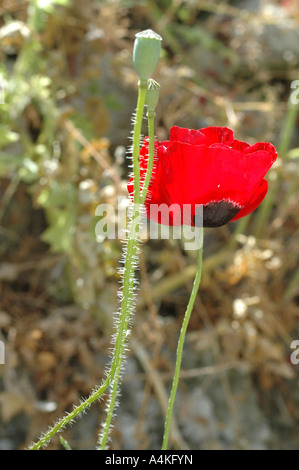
left=0, top=0, right=299, bottom=450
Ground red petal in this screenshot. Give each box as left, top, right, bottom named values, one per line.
left=231, top=139, right=251, bottom=151
left=170, top=126, right=209, bottom=145
left=127, top=129, right=277, bottom=229
left=200, top=127, right=235, bottom=145
left=153, top=142, right=275, bottom=207
left=244, top=141, right=278, bottom=163
left=231, top=179, right=268, bottom=222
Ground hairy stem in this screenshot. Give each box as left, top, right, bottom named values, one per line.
left=30, top=79, right=149, bottom=451
left=140, top=109, right=155, bottom=205
left=29, top=378, right=111, bottom=449
left=98, top=79, right=148, bottom=449
left=132, top=79, right=148, bottom=206
left=162, top=229, right=204, bottom=450
left=98, top=213, right=140, bottom=449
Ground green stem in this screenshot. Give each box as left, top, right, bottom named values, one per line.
left=140, top=110, right=155, bottom=205
left=98, top=214, right=140, bottom=449
left=29, top=377, right=111, bottom=449
left=29, top=79, right=149, bottom=451
left=162, top=229, right=204, bottom=450
left=132, top=80, right=148, bottom=206
left=98, top=80, right=149, bottom=449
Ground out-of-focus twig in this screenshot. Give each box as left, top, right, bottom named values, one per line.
left=123, top=359, right=251, bottom=383
left=64, top=120, right=124, bottom=194
left=0, top=172, right=19, bottom=222
left=138, top=249, right=232, bottom=308
left=253, top=97, right=299, bottom=238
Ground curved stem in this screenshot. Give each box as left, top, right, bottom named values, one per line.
left=162, top=228, right=204, bottom=450
left=30, top=79, right=149, bottom=451
left=29, top=377, right=111, bottom=449
left=98, top=213, right=140, bottom=449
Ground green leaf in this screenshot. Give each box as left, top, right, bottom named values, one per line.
left=70, top=113, right=95, bottom=141
left=287, top=147, right=299, bottom=159
left=37, top=180, right=76, bottom=209
left=59, top=436, right=72, bottom=450
left=18, top=158, right=40, bottom=183
left=41, top=209, right=75, bottom=253
left=0, top=125, right=19, bottom=148
left=36, top=0, right=70, bottom=13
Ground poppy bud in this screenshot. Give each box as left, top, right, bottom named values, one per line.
left=146, top=79, right=160, bottom=113
left=133, top=29, right=162, bottom=81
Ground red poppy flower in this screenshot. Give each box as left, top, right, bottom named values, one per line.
left=128, top=126, right=277, bottom=228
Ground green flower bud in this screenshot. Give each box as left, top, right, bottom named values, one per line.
left=133, top=29, right=162, bottom=80
left=146, top=79, right=160, bottom=113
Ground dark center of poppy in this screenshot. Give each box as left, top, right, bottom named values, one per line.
left=193, top=201, right=242, bottom=228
